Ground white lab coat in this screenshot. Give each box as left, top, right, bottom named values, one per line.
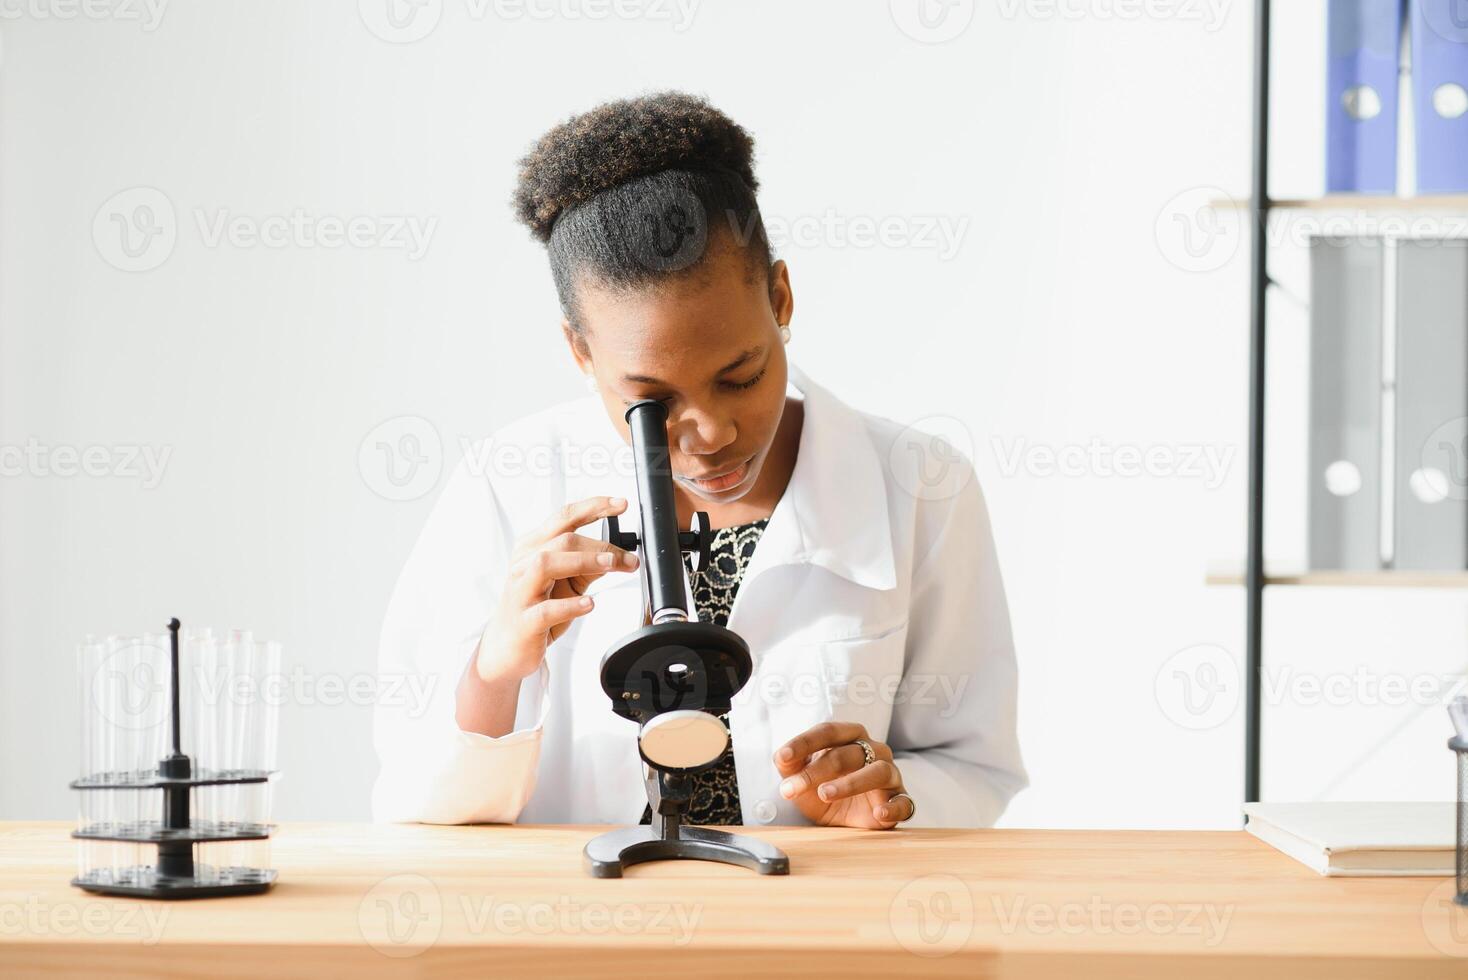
left=372, top=363, right=1026, bottom=828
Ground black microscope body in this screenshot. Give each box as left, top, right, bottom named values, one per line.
left=583, top=399, right=790, bottom=878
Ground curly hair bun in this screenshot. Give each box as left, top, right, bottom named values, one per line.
left=514, top=90, right=759, bottom=243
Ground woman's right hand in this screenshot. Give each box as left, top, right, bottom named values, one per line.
left=474, top=495, right=641, bottom=686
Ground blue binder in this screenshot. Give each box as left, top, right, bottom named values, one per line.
left=1410, top=0, right=1468, bottom=193
left=1327, top=0, right=1404, bottom=194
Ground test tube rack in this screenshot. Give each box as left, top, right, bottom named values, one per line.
left=70, top=618, right=279, bottom=899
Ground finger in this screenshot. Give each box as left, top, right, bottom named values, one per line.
left=873, top=792, right=915, bottom=826
left=545, top=530, right=639, bottom=565
left=525, top=496, right=629, bottom=549
left=773, top=722, right=871, bottom=775
left=814, top=759, right=901, bottom=805
left=510, top=548, right=639, bottom=601
left=778, top=744, right=866, bottom=800
left=521, top=594, right=595, bottom=636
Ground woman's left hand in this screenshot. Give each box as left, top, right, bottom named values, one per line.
left=773, top=722, right=913, bottom=829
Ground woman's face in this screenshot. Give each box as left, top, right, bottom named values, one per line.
left=566, top=240, right=794, bottom=505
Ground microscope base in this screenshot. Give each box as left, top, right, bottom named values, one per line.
left=583, top=825, right=790, bottom=878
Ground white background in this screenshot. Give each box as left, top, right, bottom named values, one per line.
left=0, top=0, right=1458, bottom=823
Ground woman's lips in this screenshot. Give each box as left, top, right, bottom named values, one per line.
left=683, top=457, right=751, bottom=493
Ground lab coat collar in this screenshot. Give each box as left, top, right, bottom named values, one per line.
left=741, top=361, right=896, bottom=593
left=574, top=360, right=895, bottom=594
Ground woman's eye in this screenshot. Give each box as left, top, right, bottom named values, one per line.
left=723, top=369, right=765, bottom=392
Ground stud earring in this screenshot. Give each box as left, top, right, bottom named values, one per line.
left=779, top=324, right=791, bottom=344
left=585, top=373, right=599, bottom=394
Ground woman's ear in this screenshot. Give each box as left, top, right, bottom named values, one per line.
left=768, top=259, right=794, bottom=327
left=561, top=319, right=592, bottom=374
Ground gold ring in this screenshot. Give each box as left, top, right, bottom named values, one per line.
left=853, top=737, right=877, bottom=767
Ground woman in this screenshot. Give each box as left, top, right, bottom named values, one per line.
left=373, top=92, right=1025, bottom=829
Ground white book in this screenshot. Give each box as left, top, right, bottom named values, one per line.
left=1243, top=802, right=1457, bottom=877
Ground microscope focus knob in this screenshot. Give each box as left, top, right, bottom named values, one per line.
left=601, top=515, right=640, bottom=553
left=680, top=511, right=713, bottom=573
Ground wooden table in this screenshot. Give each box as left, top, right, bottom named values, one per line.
left=1, top=822, right=1465, bottom=977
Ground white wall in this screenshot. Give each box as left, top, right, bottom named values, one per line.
left=0, top=0, right=1456, bottom=824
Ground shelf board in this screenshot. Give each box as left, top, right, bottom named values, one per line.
left=1211, top=194, right=1468, bottom=212
left=1206, top=566, right=1468, bottom=588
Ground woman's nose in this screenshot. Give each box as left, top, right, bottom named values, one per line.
left=672, top=407, right=736, bottom=456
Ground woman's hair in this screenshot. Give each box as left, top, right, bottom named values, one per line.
left=513, top=91, right=773, bottom=331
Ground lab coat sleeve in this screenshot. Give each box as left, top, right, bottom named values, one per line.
left=371, top=451, right=549, bottom=824
left=889, top=465, right=1027, bottom=828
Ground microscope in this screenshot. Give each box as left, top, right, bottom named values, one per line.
left=582, top=399, right=790, bottom=878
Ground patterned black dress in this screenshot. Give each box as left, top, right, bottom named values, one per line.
left=639, top=517, right=770, bottom=827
